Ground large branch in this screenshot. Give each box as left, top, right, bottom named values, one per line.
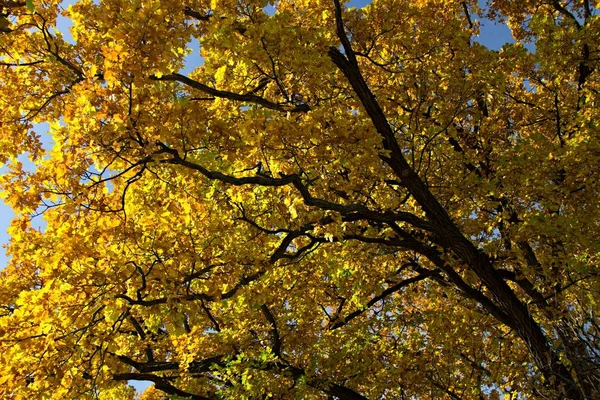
left=260, top=304, right=282, bottom=357
left=328, top=1, right=583, bottom=397
left=388, top=224, right=513, bottom=326
left=116, top=354, right=223, bottom=374
left=183, top=7, right=211, bottom=21
left=113, top=372, right=215, bottom=399
left=551, top=1, right=581, bottom=29
left=151, top=73, right=310, bottom=112
left=331, top=272, right=432, bottom=329
left=117, top=351, right=369, bottom=399
left=115, top=269, right=265, bottom=307
left=114, top=228, right=316, bottom=308
left=158, top=143, right=432, bottom=231
left=274, top=364, right=370, bottom=400
left=549, top=1, right=594, bottom=89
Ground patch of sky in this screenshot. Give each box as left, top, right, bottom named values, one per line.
left=474, top=19, right=536, bottom=53
left=131, top=381, right=151, bottom=394
left=522, top=77, right=535, bottom=93
left=180, top=37, right=204, bottom=75
left=55, top=7, right=75, bottom=45
left=473, top=15, right=514, bottom=51
left=347, top=0, right=370, bottom=9
left=475, top=0, right=536, bottom=53
left=0, top=122, right=52, bottom=272
left=263, top=3, right=276, bottom=16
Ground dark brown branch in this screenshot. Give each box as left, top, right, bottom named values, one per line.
left=200, top=300, right=221, bottom=332
left=125, top=313, right=154, bottom=361
left=550, top=0, right=594, bottom=90
left=388, top=224, right=513, bottom=325
left=158, top=143, right=432, bottom=231
left=113, top=372, right=214, bottom=400
left=517, top=241, right=543, bottom=274
left=326, top=385, right=370, bottom=400
left=459, top=352, right=492, bottom=376
left=496, top=269, right=548, bottom=307
left=332, top=0, right=357, bottom=67
left=184, top=7, right=211, bottom=21
left=183, top=263, right=223, bottom=283
left=0, top=60, right=44, bottom=67
left=583, top=0, right=592, bottom=21
left=116, top=269, right=266, bottom=307
left=118, top=353, right=368, bottom=399
left=331, top=272, right=432, bottom=329
left=116, top=354, right=223, bottom=374
left=578, top=43, right=594, bottom=89
left=270, top=364, right=369, bottom=400
left=429, top=379, right=462, bottom=400
left=551, top=1, right=582, bottom=29
left=39, top=20, right=84, bottom=79
left=114, top=233, right=304, bottom=309
left=156, top=143, right=298, bottom=187
left=260, top=304, right=282, bottom=357
left=328, top=6, right=583, bottom=397
left=461, top=1, right=474, bottom=30
left=151, top=73, right=309, bottom=112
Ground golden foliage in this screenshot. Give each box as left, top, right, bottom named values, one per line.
left=0, top=0, right=599, bottom=399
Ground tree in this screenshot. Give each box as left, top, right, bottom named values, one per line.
left=0, top=0, right=598, bottom=398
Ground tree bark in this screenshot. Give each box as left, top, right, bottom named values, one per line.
left=327, top=22, right=586, bottom=396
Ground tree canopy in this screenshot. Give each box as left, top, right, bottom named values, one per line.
left=0, top=0, right=599, bottom=398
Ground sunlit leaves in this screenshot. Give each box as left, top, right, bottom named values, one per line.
left=0, top=0, right=599, bottom=399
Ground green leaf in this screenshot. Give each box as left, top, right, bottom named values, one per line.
left=26, top=0, right=35, bottom=12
